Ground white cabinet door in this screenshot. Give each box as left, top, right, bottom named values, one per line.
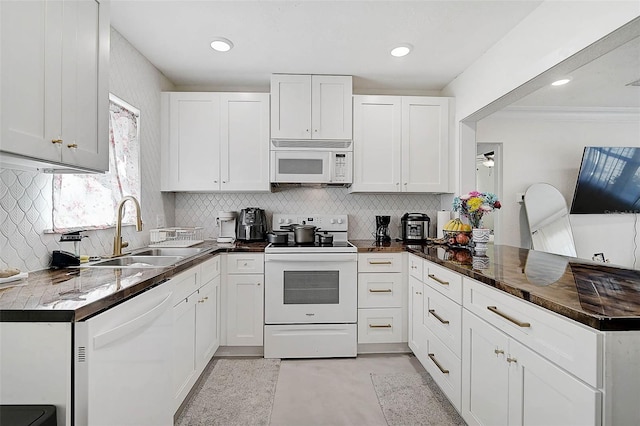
left=195, top=276, right=221, bottom=370
left=462, top=310, right=510, bottom=426
left=408, top=276, right=426, bottom=362
left=227, top=274, right=264, bottom=346
left=172, top=293, right=197, bottom=408
left=351, top=95, right=402, bottom=192
left=508, top=338, right=601, bottom=426
left=1, top=0, right=109, bottom=172
left=401, top=97, right=450, bottom=192
left=164, top=92, right=221, bottom=191
left=220, top=93, right=270, bottom=191
left=311, top=75, right=352, bottom=139
left=270, top=74, right=352, bottom=140
left=270, top=74, right=312, bottom=139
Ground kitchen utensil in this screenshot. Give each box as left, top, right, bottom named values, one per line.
left=285, top=224, right=320, bottom=244
left=236, top=208, right=267, bottom=241
left=375, top=215, right=391, bottom=243
left=266, top=231, right=288, bottom=245
left=216, top=211, right=237, bottom=243
left=316, top=232, right=334, bottom=245
left=401, top=213, right=431, bottom=242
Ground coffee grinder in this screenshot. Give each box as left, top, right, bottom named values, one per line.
left=375, top=215, right=391, bottom=243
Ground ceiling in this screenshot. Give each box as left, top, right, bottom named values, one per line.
left=110, top=0, right=543, bottom=92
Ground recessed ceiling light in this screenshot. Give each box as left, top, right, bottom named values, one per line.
left=391, top=44, right=412, bottom=57
left=551, top=78, right=572, bottom=86
left=210, top=38, right=233, bottom=52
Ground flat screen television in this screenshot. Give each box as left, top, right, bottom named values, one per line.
left=570, top=146, right=640, bottom=214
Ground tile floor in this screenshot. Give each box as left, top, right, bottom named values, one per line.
left=270, top=354, right=425, bottom=425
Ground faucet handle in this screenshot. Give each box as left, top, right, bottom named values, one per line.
left=121, top=241, right=129, bottom=249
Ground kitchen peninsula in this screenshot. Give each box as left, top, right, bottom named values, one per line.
left=1, top=241, right=639, bottom=426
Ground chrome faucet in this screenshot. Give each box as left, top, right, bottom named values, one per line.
left=113, top=196, right=143, bottom=256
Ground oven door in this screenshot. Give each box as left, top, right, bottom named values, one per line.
left=264, top=253, right=357, bottom=324
left=270, top=150, right=332, bottom=183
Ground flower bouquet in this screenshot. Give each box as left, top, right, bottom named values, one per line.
left=452, top=191, right=501, bottom=229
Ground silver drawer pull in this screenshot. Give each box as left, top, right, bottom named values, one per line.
left=428, top=309, right=449, bottom=324
left=487, top=306, right=531, bottom=328
left=369, top=289, right=392, bottom=293
left=369, top=260, right=392, bottom=265
left=428, top=353, right=449, bottom=374
left=428, top=274, right=449, bottom=286
left=369, top=324, right=392, bottom=328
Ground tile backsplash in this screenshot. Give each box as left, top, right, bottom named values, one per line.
left=176, top=188, right=441, bottom=241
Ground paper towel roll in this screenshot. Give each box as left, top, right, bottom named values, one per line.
left=437, top=210, right=451, bottom=238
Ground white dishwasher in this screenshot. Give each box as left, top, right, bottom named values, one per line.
left=74, top=281, right=174, bottom=426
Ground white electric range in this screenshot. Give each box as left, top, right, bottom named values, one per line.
left=264, top=214, right=358, bottom=359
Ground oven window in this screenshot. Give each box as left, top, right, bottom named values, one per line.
left=279, top=158, right=324, bottom=175
left=283, top=271, right=339, bottom=304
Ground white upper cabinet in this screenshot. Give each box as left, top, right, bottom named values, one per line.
left=161, top=92, right=270, bottom=192
left=0, top=0, right=110, bottom=173
left=351, top=95, right=451, bottom=193
left=271, top=74, right=352, bottom=140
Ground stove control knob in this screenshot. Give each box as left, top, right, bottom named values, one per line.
left=278, top=218, right=284, bottom=224
left=286, top=218, right=292, bottom=224
left=337, top=218, right=343, bottom=224
left=330, top=219, right=335, bottom=224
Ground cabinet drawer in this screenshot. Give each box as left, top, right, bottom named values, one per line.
left=424, top=261, right=462, bottom=304
left=358, top=308, right=404, bottom=343
left=358, top=253, right=402, bottom=273
left=423, top=284, right=462, bottom=357
left=408, top=254, right=424, bottom=279
left=463, top=277, right=602, bottom=388
left=227, top=253, right=264, bottom=274
left=200, top=255, right=221, bottom=283
left=358, top=272, right=403, bottom=308
left=421, top=327, right=461, bottom=411
left=171, top=268, right=200, bottom=305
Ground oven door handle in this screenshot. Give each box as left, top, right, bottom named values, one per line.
left=265, top=253, right=357, bottom=262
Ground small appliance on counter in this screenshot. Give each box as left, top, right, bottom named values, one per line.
left=401, top=212, right=431, bottom=242
left=236, top=207, right=267, bottom=241
left=216, top=211, right=237, bottom=243
left=375, top=215, right=391, bottom=243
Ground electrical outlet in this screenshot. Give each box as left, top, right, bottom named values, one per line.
left=516, top=193, right=525, bottom=203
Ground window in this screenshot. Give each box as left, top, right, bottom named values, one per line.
left=52, top=95, right=141, bottom=230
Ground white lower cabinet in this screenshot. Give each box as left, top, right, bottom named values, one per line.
left=462, top=309, right=601, bottom=426
left=357, top=253, right=406, bottom=345
left=172, top=256, right=221, bottom=412
left=226, top=253, right=264, bottom=346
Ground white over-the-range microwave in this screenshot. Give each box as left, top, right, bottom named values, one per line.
left=270, top=140, right=353, bottom=185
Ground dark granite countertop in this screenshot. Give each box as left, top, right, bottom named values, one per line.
left=3, top=239, right=639, bottom=331
left=352, top=240, right=640, bottom=331
left=0, top=241, right=267, bottom=322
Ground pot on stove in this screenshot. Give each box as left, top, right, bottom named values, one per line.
left=316, top=232, right=334, bottom=245
left=266, top=231, right=288, bottom=245
left=284, top=224, right=320, bottom=244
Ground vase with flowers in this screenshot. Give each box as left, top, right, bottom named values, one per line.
left=452, top=191, right=501, bottom=254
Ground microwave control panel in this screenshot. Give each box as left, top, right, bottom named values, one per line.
left=332, top=152, right=352, bottom=182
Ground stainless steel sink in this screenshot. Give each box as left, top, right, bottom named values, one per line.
left=132, top=247, right=207, bottom=257
left=86, top=255, right=184, bottom=268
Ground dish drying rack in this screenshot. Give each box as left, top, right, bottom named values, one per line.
left=149, top=227, right=204, bottom=247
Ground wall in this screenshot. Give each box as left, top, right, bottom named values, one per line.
left=0, top=28, right=174, bottom=272
left=442, top=1, right=639, bottom=194
left=175, top=188, right=441, bottom=242
left=477, top=109, right=640, bottom=269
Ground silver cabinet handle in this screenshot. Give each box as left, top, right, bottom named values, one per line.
left=428, top=274, right=449, bottom=286
left=487, top=306, right=531, bottom=328
left=428, top=353, right=449, bottom=374
left=428, top=309, right=449, bottom=324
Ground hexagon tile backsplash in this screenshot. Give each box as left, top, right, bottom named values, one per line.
left=175, top=187, right=441, bottom=241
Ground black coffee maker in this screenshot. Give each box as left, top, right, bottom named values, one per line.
left=375, top=215, right=391, bottom=242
